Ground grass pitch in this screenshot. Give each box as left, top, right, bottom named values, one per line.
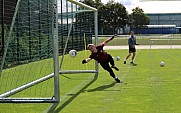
left=1, top=49, right=181, bottom=113
left=57, top=49, right=181, bottom=113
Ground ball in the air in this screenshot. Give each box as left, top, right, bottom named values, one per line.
left=69, top=50, right=77, bottom=58
left=116, top=56, right=120, bottom=61
left=160, top=61, right=165, bottom=67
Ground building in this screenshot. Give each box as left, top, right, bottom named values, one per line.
left=147, top=13, right=181, bottom=27
left=133, top=13, right=181, bottom=34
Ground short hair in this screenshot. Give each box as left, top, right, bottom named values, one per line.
left=87, top=44, right=95, bottom=49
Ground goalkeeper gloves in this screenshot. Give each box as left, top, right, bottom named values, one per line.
left=82, top=59, right=87, bottom=64
left=110, top=34, right=117, bottom=40
left=110, top=35, right=114, bottom=40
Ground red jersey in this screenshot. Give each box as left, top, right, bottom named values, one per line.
left=89, top=43, right=109, bottom=63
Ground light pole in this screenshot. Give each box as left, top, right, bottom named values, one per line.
left=171, top=18, right=175, bottom=37
left=172, top=18, right=175, bottom=25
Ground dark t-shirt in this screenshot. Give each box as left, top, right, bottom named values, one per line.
left=89, top=43, right=109, bottom=64
left=128, top=35, right=136, bottom=48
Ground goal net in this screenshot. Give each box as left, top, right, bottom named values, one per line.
left=0, top=0, right=98, bottom=112
left=58, top=0, right=98, bottom=73
left=56, top=0, right=98, bottom=112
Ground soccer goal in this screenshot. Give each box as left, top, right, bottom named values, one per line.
left=0, top=0, right=98, bottom=109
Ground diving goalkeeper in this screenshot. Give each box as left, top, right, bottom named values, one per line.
left=82, top=35, right=121, bottom=83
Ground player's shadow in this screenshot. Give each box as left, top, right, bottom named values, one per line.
left=130, top=63, right=138, bottom=66
left=86, top=82, right=118, bottom=92
left=52, top=73, right=98, bottom=113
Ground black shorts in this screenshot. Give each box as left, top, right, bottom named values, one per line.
left=129, top=47, right=136, bottom=53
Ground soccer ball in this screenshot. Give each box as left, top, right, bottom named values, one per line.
left=160, top=61, right=165, bottom=67
left=116, top=56, right=120, bottom=61
left=69, top=50, right=77, bottom=58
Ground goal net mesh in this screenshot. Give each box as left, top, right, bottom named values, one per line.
left=0, top=0, right=97, bottom=112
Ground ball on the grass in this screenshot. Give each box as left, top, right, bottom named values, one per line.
left=69, top=50, right=77, bottom=58
left=116, top=56, right=120, bottom=61
left=160, top=61, right=165, bottom=67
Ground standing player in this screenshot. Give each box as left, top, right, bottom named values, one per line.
left=124, top=31, right=139, bottom=65
left=82, top=35, right=121, bottom=83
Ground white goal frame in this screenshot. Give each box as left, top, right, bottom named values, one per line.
left=0, top=0, right=98, bottom=106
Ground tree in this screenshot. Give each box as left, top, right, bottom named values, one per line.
left=81, top=0, right=129, bottom=34
left=99, top=1, right=129, bottom=34
left=94, top=0, right=103, bottom=9
left=81, top=0, right=95, bottom=7
left=81, top=0, right=103, bottom=8
left=129, top=7, right=150, bottom=31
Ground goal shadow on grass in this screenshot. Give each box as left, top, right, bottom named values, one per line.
left=53, top=73, right=98, bottom=113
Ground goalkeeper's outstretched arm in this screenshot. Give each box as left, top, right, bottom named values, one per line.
left=102, top=34, right=117, bottom=45
left=82, top=58, right=92, bottom=64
